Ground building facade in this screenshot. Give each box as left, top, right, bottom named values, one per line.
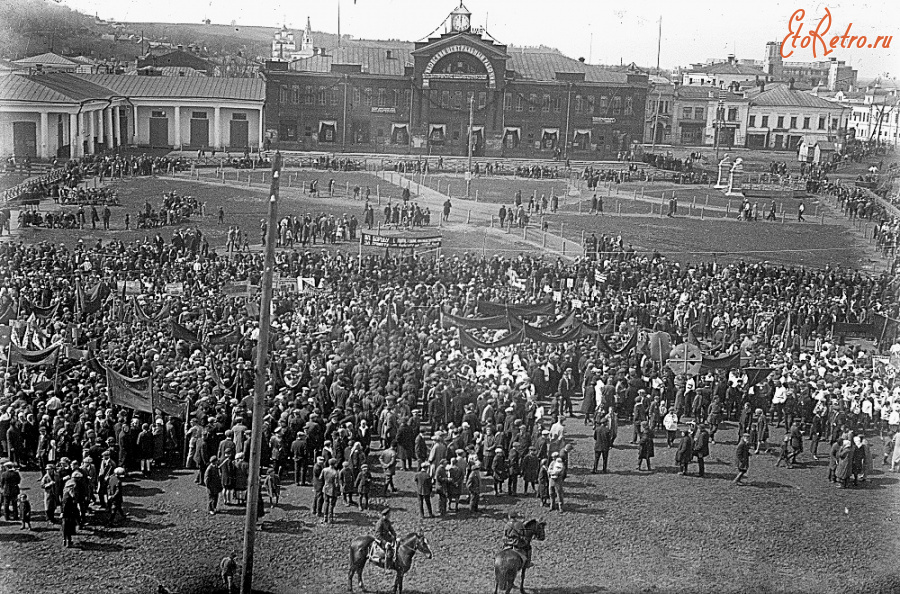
left=681, top=55, right=769, bottom=89
left=0, top=73, right=265, bottom=158
left=745, top=84, right=847, bottom=150
left=262, top=3, right=648, bottom=158
left=644, top=75, right=674, bottom=145
left=671, top=86, right=748, bottom=147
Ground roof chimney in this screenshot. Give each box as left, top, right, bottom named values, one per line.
left=727, top=54, right=735, bottom=64
left=578, top=57, right=585, bottom=63
left=789, top=77, right=795, bottom=90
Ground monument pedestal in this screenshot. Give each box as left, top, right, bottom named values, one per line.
left=714, top=154, right=732, bottom=189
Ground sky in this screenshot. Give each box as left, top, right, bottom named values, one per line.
left=60, top=0, right=899, bottom=78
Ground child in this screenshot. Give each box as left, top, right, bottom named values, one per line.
left=355, top=464, right=372, bottom=510
left=537, top=458, right=550, bottom=507
left=775, top=434, right=792, bottom=468
left=338, top=461, right=355, bottom=507
left=18, top=494, right=32, bottom=530
left=264, top=467, right=280, bottom=507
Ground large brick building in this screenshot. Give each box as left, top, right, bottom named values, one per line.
left=262, top=3, right=648, bottom=159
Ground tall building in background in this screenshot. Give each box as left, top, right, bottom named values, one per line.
left=263, top=3, right=648, bottom=158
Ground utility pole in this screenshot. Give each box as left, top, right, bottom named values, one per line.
left=341, top=74, right=349, bottom=152
left=656, top=16, right=662, bottom=75
left=563, top=83, right=573, bottom=162
left=466, top=94, right=474, bottom=198
left=240, top=152, right=282, bottom=594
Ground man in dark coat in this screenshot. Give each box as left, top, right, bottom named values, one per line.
left=291, top=431, right=309, bottom=486
left=693, top=423, right=710, bottom=478
left=414, top=462, right=435, bottom=518
left=675, top=430, right=694, bottom=475
left=592, top=415, right=612, bottom=474
left=733, top=433, right=750, bottom=485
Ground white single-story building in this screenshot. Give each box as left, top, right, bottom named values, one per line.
left=0, top=72, right=266, bottom=159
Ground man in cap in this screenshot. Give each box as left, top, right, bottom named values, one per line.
left=107, top=467, right=127, bottom=524
left=373, top=507, right=398, bottom=568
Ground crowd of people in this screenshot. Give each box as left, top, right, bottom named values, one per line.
left=0, top=223, right=896, bottom=548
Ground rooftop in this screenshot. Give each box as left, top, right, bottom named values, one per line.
left=687, top=61, right=767, bottom=77
left=12, top=52, right=79, bottom=67
left=749, top=84, right=845, bottom=109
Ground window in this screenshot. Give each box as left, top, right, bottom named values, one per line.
left=452, top=91, right=462, bottom=109
left=761, top=115, right=769, bottom=127
left=232, top=113, right=246, bottom=120
left=354, top=87, right=361, bottom=105
left=504, top=92, right=512, bottom=111
left=586, top=96, right=595, bottom=114
left=402, top=90, right=410, bottom=108
left=749, top=115, right=756, bottom=127
left=304, top=126, right=312, bottom=137
left=662, top=101, right=670, bottom=114
left=279, top=122, right=297, bottom=141
left=625, top=97, right=633, bottom=115
left=191, top=111, right=207, bottom=119
left=279, top=85, right=289, bottom=103
left=331, top=88, right=340, bottom=106
left=694, top=107, right=704, bottom=120
left=292, top=85, right=300, bottom=104
left=803, top=116, right=810, bottom=129
left=478, top=92, right=486, bottom=110
left=441, top=90, right=450, bottom=109
left=318, top=87, right=326, bottom=105
left=831, top=118, right=838, bottom=129
left=818, top=116, right=825, bottom=129
left=612, top=96, right=621, bottom=115
left=378, top=88, right=386, bottom=107
left=790, top=116, right=797, bottom=128
left=554, top=95, right=561, bottom=112
left=542, top=94, right=550, bottom=112
left=151, top=110, right=166, bottom=118
left=777, top=116, right=784, bottom=128
left=516, top=94, right=524, bottom=111
left=364, top=88, right=372, bottom=107
left=466, top=91, right=474, bottom=108
left=682, top=107, right=693, bottom=120
left=574, top=95, right=582, bottom=113
left=599, top=95, right=608, bottom=112
left=727, top=107, right=737, bottom=122
left=305, top=86, right=313, bottom=105
left=393, top=89, right=400, bottom=107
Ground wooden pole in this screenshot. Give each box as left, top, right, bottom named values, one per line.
left=240, top=153, right=282, bottom=594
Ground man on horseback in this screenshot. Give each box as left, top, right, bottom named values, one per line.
left=373, top=507, right=398, bottom=569
left=502, top=511, right=532, bottom=568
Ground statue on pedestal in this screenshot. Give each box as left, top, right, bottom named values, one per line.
left=714, top=154, right=732, bottom=189
left=726, top=158, right=745, bottom=197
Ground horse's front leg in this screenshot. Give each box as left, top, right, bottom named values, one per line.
left=519, top=566, right=527, bottom=594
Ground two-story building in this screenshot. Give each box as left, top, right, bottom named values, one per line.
left=262, top=3, right=648, bottom=159
left=745, top=83, right=847, bottom=150
left=644, top=75, right=674, bottom=145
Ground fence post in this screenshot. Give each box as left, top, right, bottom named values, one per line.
left=632, top=189, right=636, bottom=202
left=820, top=212, right=825, bottom=225
left=475, top=189, right=479, bottom=202
left=560, top=222, right=564, bottom=238
left=562, top=240, right=566, bottom=256
left=346, top=181, right=350, bottom=196
left=448, top=185, right=452, bottom=198
left=726, top=201, right=730, bottom=217
left=617, top=202, right=621, bottom=216
left=466, top=209, right=471, bottom=224
left=523, top=224, right=527, bottom=241
left=705, top=194, right=709, bottom=207
left=542, top=232, right=547, bottom=248
left=781, top=210, right=785, bottom=224
left=701, top=207, right=705, bottom=220
left=247, top=173, right=252, bottom=187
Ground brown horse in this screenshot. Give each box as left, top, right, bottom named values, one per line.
left=494, top=519, right=547, bottom=594
left=348, top=532, right=433, bottom=594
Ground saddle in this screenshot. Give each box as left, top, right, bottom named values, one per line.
left=368, top=541, right=393, bottom=569
left=502, top=545, right=532, bottom=568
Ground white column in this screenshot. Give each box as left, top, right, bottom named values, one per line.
left=173, top=105, right=181, bottom=149
left=106, top=107, right=114, bottom=149
left=39, top=111, right=50, bottom=159
left=113, top=106, right=122, bottom=147
left=258, top=107, right=264, bottom=149
left=99, top=108, right=107, bottom=147
left=133, top=105, right=139, bottom=145
left=69, top=113, right=79, bottom=158
left=213, top=106, right=221, bottom=149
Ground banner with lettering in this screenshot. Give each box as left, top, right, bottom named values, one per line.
left=106, top=367, right=154, bottom=413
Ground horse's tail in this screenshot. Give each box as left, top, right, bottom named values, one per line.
left=494, top=550, right=518, bottom=591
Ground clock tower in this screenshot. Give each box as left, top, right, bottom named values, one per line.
left=450, top=2, right=471, bottom=33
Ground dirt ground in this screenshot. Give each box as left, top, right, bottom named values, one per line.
left=1, top=420, right=898, bottom=594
